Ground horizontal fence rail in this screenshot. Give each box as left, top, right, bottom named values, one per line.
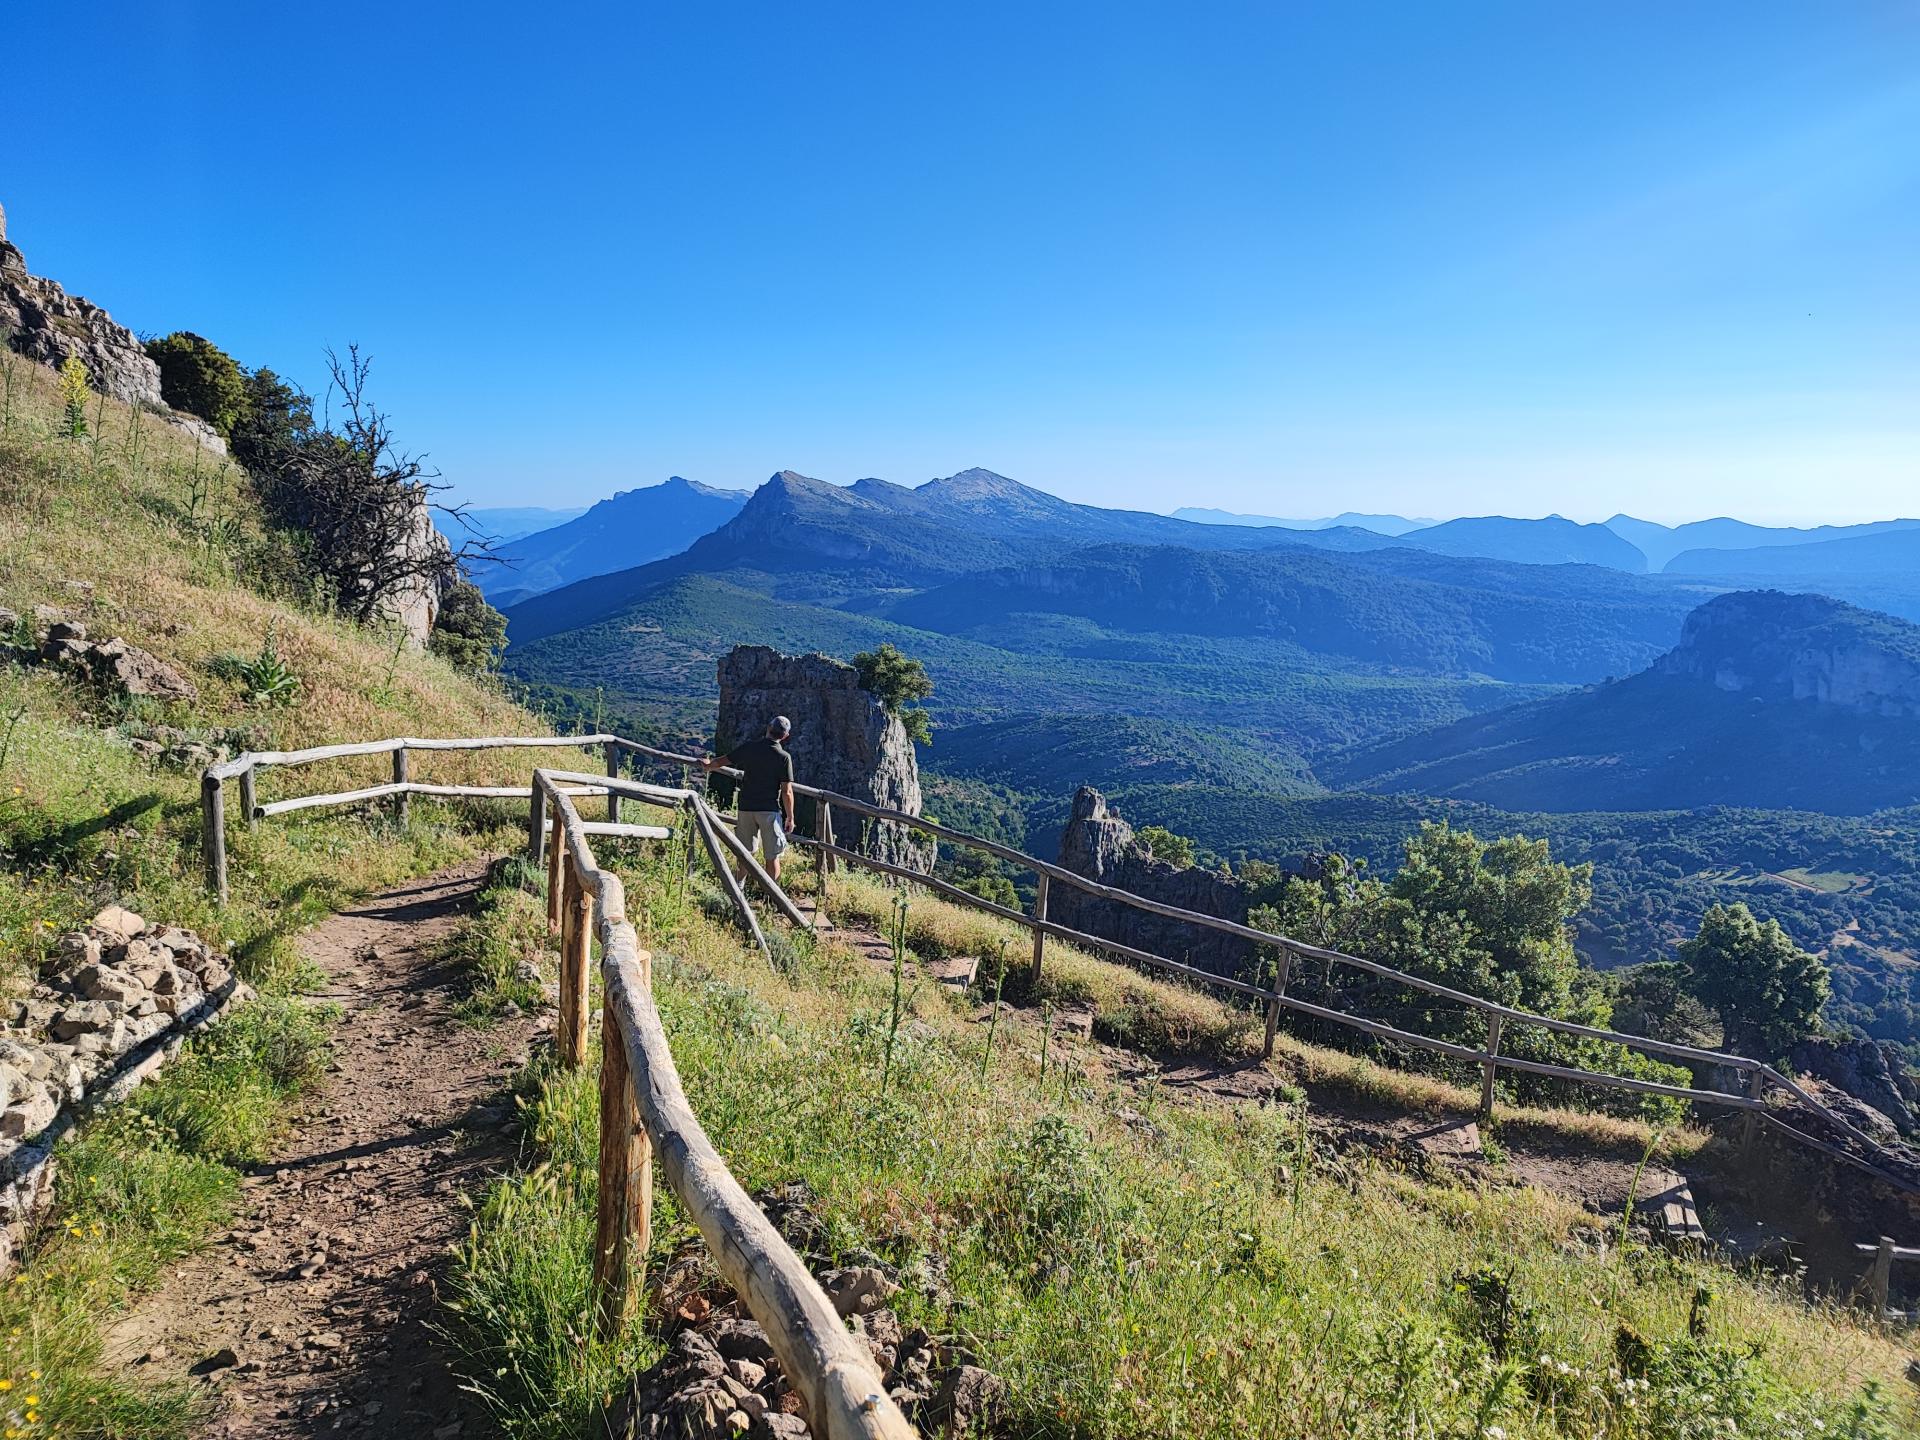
left=204, top=735, right=1920, bottom=1200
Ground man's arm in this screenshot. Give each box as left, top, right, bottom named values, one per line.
left=780, top=780, right=796, bottom=831
left=699, top=751, right=730, bottom=773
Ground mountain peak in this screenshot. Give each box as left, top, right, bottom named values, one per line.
left=917, top=468, right=1044, bottom=503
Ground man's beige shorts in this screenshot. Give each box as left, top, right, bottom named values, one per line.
left=734, top=809, right=788, bottom=860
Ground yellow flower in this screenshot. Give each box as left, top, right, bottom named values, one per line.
left=0, top=1378, right=14, bottom=1390
left=26, top=1371, right=37, bottom=1380
left=24, top=1395, right=37, bottom=1405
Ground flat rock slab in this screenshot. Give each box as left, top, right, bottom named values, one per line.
left=926, top=955, right=979, bottom=990
left=103, top=858, right=535, bottom=1437
left=1409, top=1119, right=1482, bottom=1157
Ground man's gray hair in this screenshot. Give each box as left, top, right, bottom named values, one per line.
left=766, top=715, right=792, bottom=737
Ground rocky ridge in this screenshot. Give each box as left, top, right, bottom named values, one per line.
left=1053, top=785, right=1256, bottom=975
left=0, top=200, right=224, bottom=453
left=0, top=905, right=250, bottom=1268
left=715, top=645, right=933, bottom=873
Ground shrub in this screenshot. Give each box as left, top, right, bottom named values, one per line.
left=1136, top=823, right=1196, bottom=868
left=851, top=643, right=934, bottom=745
left=145, top=331, right=248, bottom=435
left=430, top=579, right=508, bottom=671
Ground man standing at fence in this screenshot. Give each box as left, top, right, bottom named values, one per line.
left=701, top=715, right=797, bottom=880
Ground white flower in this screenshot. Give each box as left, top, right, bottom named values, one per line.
left=1484, top=1428, right=1507, bottom=1440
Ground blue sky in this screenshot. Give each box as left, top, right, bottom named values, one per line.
left=7, top=2, right=1917, bottom=524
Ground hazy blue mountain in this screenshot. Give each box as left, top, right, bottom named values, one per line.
left=1327, top=591, right=1920, bottom=814
left=1172, top=507, right=1434, bottom=535
left=1664, top=526, right=1920, bottom=577
left=503, top=468, right=1375, bottom=641
left=472, top=477, right=747, bottom=601
left=885, top=541, right=1699, bottom=684
left=1607, top=513, right=1920, bottom=572
left=461, top=505, right=590, bottom=543
left=1394, top=515, right=1649, bottom=571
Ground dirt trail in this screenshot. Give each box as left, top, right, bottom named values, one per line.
left=106, top=858, right=534, bottom=1438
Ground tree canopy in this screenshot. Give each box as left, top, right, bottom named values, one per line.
left=1677, top=902, right=1829, bottom=1059
left=852, top=643, right=934, bottom=745
left=146, top=331, right=248, bottom=435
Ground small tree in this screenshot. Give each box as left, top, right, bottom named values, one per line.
left=145, top=331, right=249, bottom=435
left=251, top=346, right=488, bottom=626
left=227, top=365, right=314, bottom=474
left=1135, top=824, right=1196, bottom=869
left=429, top=579, right=508, bottom=671
left=57, top=355, right=90, bottom=438
left=852, top=643, right=934, bottom=745
left=1678, top=903, right=1829, bottom=1059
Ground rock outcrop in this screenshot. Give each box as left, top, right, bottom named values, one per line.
left=1789, top=1035, right=1919, bottom=1136
left=0, top=907, right=250, bottom=1270
left=1052, top=786, right=1255, bottom=976
left=2, top=606, right=197, bottom=703
left=714, top=646, right=932, bottom=872
left=1653, top=590, right=1920, bottom=719
left=0, top=200, right=224, bottom=453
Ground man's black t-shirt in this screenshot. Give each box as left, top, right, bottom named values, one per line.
left=726, top=738, right=794, bottom=812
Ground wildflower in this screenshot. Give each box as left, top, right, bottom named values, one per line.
left=0, top=1379, right=13, bottom=1390
left=1485, top=1428, right=1507, bottom=1440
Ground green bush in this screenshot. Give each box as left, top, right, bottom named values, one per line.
left=144, top=332, right=248, bottom=436
left=430, top=579, right=508, bottom=672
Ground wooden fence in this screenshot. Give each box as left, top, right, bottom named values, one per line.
left=608, top=739, right=1920, bottom=1200
left=203, top=732, right=1920, bottom=1209
left=202, top=737, right=913, bottom=1440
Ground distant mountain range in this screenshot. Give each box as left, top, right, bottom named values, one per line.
left=471, top=478, right=747, bottom=607
left=462, top=505, right=589, bottom=543
left=1172, top=507, right=1435, bottom=535
left=1328, top=591, right=1920, bottom=814
left=1605, top=514, right=1920, bottom=571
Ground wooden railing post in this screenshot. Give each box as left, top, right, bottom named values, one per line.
left=593, top=956, right=653, bottom=1338
left=239, top=764, right=257, bottom=832
left=392, top=745, right=410, bottom=827
left=1029, top=871, right=1050, bottom=981
left=558, top=864, right=592, bottom=1067
left=605, top=743, right=622, bottom=825
left=1868, top=1236, right=1894, bottom=1322
left=546, top=799, right=565, bottom=934
left=1478, top=1013, right=1505, bottom=1127
left=815, top=799, right=833, bottom=890
left=201, top=773, right=228, bottom=905
left=1739, top=1066, right=1767, bottom=1159
left=1263, top=948, right=1293, bottom=1059
left=527, top=783, right=547, bottom=865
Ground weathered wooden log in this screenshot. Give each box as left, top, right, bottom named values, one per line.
left=598, top=941, right=914, bottom=1440
left=392, top=746, right=410, bottom=827
left=687, top=798, right=770, bottom=961
left=606, top=742, right=623, bottom=825
left=258, top=781, right=606, bottom=818
left=202, top=774, right=228, bottom=904
left=1479, top=1014, right=1504, bottom=1126
left=239, top=765, right=257, bottom=831
left=561, top=866, right=592, bottom=1067
left=206, top=732, right=620, bottom=781
left=1263, top=948, right=1293, bottom=1059
left=698, top=797, right=813, bottom=930
left=546, top=798, right=565, bottom=935
left=1869, top=1236, right=1894, bottom=1321
left=527, top=783, right=547, bottom=866
left=1029, top=872, right=1050, bottom=981
left=593, top=963, right=653, bottom=1338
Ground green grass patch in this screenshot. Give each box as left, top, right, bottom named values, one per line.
left=450, top=842, right=1917, bottom=1440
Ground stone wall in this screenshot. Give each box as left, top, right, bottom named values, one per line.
left=0, top=905, right=251, bottom=1270
left=714, top=645, right=933, bottom=872
left=1051, top=786, right=1256, bottom=977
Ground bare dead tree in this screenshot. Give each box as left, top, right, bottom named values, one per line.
left=252, top=345, right=493, bottom=626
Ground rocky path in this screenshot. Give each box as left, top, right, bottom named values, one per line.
left=105, top=858, right=535, bottom=1437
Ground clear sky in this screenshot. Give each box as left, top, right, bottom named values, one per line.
left=7, top=2, right=1917, bottom=524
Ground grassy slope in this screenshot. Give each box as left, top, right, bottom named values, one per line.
left=0, top=354, right=580, bottom=1431
left=449, top=834, right=1915, bottom=1440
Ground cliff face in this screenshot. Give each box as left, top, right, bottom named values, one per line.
left=1653, top=590, right=1920, bottom=719
left=1052, top=786, right=1254, bottom=976
left=0, top=202, right=224, bottom=453
left=714, top=645, right=932, bottom=872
